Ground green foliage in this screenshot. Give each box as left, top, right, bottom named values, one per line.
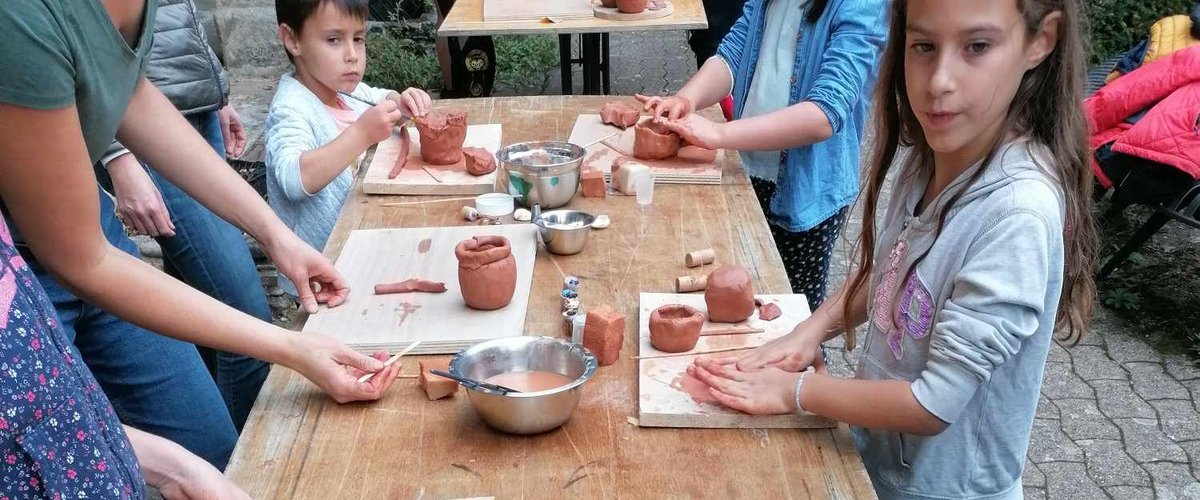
left=1103, top=286, right=1142, bottom=311
left=1083, top=0, right=1195, bottom=63
left=494, top=35, right=558, bottom=92
left=364, top=29, right=442, bottom=92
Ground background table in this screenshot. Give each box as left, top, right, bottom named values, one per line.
left=226, top=96, right=875, bottom=499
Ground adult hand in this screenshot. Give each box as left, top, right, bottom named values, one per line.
left=263, top=231, right=350, bottom=314
left=395, top=87, right=433, bottom=118
left=108, top=153, right=175, bottom=237
left=218, top=104, right=247, bottom=158
left=660, top=114, right=726, bottom=150
left=290, top=333, right=402, bottom=403
left=148, top=442, right=250, bottom=500
left=351, top=100, right=404, bottom=146
left=709, top=323, right=823, bottom=372
left=635, top=93, right=692, bottom=121
left=688, top=358, right=802, bottom=415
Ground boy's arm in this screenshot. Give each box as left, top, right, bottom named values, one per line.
left=296, top=127, right=373, bottom=194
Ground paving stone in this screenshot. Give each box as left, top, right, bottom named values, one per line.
left=1076, top=439, right=1150, bottom=487
left=1127, top=362, right=1191, bottom=400
left=1151, top=400, right=1200, bottom=442
left=1028, top=418, right=1084, bottom=463
left=1047, top=342, right=1071, bottom=364
left=1180, top=440, right=1200, bottom=480
left=1041, top=462, right=1108, bottom=500
left=1036, top=393, right=1060, bottom=420
left=1023, top=486, right=1046, bottom=500
left=1114, top=418, right=1188, bottom=463
left=1041, top=362, right=1094, bottom=399
left=1104, top=486, right=1155, bottom=500
left=1023, top=459, right=1045, bottom=488
left=1186, top=380, right=1200, bottom=414
left=1144, top=462, right=1200, bottom=500
left=1056, top=398, right=1120, bottom=440
left=1068, top=345, right=1128, bottom=381
left=1105, top=333, right=1162, bottom=364
left=1165, top=355, right=1200, bottom=381
left=1092, top=380, right=1156, bottom=419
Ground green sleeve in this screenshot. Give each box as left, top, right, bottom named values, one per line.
left=0, top=1, right=76, bottom=109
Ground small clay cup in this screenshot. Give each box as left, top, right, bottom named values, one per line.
left=415, top=110, right=468, bottom=165
left=455, top=235, right=517, bottom=310
left=704, top=264, right=756, bottom=323
left=633, top=119, right=680, bottom=160
left=649, top=305, right=704, bottom=353
left=616, top=0, right=648, bottom=13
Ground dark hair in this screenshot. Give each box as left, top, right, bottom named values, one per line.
left=806, top=0, right=829, bottom=24
left=276, top=0, right=368, bottom=35
left=845, top=0, right=1096, bottom=347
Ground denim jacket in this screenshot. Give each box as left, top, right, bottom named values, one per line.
left=717, top=0, right=887, bottom=232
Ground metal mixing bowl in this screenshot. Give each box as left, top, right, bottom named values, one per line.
left=497, top=141, right=585, bottom=209
left=449, top=336, right=597, bottom=435
left=534, top=209, right=595, bottom=255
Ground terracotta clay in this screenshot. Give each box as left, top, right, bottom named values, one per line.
left=704, top=264, right=756, bottom=323
left=616, top=0, right=648, bottom=13
left=633, top=119, right=680, bottom=160
left=580, top=170, right=607, bottom=198
left=755, top=298, right=783, bottom=321
left=463, top=147, right=496, bottom=176
left=599, top=0, right=617, bottom=7
left=649, top=304, right=704, bottom=353
left=418, top=359, right=458, bottom=400
left=415, top=110, right=468, bottom=165
left=373, top=279, right=448, bottom=295
left=583, top=307, right=625, bottom=366
left=455, top=235, right=517, bottom=310
left=388, top=126, right=411, bottom=179
left=599, top=102, right=640, bottom=129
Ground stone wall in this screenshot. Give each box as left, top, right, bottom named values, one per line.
left=210, top=0, right=290, bottom=78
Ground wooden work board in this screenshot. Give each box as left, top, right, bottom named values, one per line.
left=568, top=114, right=723, bottom=185
left=301, top=224, right=538, bottom=355
left=362, top=124, right=503, bottom=195
left=637, top=292, right=837, bottom=428
left=483, top=0, right=593, bottom=21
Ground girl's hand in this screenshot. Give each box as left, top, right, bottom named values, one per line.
left=710, top=324, right=823, bottom=372
left=635, top=93, right=692, bottom=121
left=290, top=333, right=402, bottom=403
left=351, top=100, right=404, bottom=145
left=660, top=114, right=726, bottom=150
left=262, top=231, right=350, bottom=314
left=396, top=88, right=432, bottom=118
left=154, top=452, right=250, bottom=500
left=688, top=358, right=801, bottom=415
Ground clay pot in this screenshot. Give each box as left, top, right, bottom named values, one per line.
left=704, top=264, right=755, bottom=323
left=600, top=0, right=617, bottom=7
left=455, top=235, right=517, bottom=310
left=633, top=119, right=680, bottom=160
left=600, top=102, right=640, bottom=129
left=415, top=110, right=468, bottom=165
left=616, top=0, right=647, bottom=13
left=649, top=304, right=704, bottom=353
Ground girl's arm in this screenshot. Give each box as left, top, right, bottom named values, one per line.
left=661, top=102, right=833, bottom=151
left=125, top=426, right=250, bottom=499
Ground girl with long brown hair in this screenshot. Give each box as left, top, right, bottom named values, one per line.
left=688, top=0, right=1096, bottom=497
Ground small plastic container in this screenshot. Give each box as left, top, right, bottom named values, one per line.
left=475, top=193, right=515, bottom=217
left=634, top=171, right=655, bottom=206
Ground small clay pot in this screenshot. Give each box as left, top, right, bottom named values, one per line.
left=616, top=0, right=647, bottom=13
left=455, top=235, right=517, bottom=310
left=600, top=0, right=618, bottom=7
left=633, top=119, right=680, bottom=160
left=704, top=264, right=755, bottom=323
left=649, top=304, right=704, bottom=353
left=415, top=110, right=468, bottom=165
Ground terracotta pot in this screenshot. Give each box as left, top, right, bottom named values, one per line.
left=633, top=118, right=680, bottom=160
left=600, top=0, right=618, bottom=7
left=649, top=304, right=704, bottom=353
left=415, top=110, right=468, bottom=165
left=704, top=264, right=755, bottom=323
left=616, top=0, right=647, bottom=13
left=455, top=235, right=517, bottom=310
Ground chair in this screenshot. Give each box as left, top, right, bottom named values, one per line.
left=1096, top=159, right=1200, bottom=279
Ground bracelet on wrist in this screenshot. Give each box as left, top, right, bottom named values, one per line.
left=793, top=367, right=815, bottom=414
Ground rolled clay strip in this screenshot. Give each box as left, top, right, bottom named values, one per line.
left=387, top=127, right=411, bottom=179
left=674, top=275, right=707, bottom=293
left=684, top=248, right=715, bottom=268
left=373, top=279, right=448, bottom=295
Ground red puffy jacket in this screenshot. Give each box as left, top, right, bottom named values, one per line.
left=1086, top=45, right=1200, bottom=188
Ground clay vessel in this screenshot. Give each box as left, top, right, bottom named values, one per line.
left=633, top=119, right=680, bottom=160
left=600, top=102, right=640, bottom=129
left=415, top=110, right=468, bottom=165
left=704, top=264, right=755, bottom=323
left=616, top=0, right=648, bottom=13
left=455, top=235, right=517, bottom=310
left=463, top=147, right=496, bottom=176
left=649, top=304, right=704, bottom=353
left=600, top=0, right=617, bottom=7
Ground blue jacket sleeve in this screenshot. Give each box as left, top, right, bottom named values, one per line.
left=804, top=0, right=888, bottom=134
left=715, top=0, right=760, bottom=72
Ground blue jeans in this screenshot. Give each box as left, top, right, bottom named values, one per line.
left=97, top=110, right=271, bottom=432
left=16, top=191, right=238, bottom=470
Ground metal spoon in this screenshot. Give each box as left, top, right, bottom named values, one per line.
left=430, top=369, right=522, bottom=394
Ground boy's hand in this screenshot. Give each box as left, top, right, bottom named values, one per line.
left=396, top=88, right=432, bottom=118
left=352, top=100, right=405, bottom=145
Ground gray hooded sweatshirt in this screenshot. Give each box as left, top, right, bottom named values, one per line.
left=853, top=139, right=1065, bottom=499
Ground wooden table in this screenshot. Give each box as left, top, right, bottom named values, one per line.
left=226, top=96, right=875, bottom=499
left=438, top=0, right=707, bottom=95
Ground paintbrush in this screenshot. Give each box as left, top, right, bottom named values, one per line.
left=357, top=340, right=423, bottom=383
left=337, top=90, right=414, bottom=127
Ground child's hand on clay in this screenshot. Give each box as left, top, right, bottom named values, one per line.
left=660, top=114, right=725, bottom=150
left=393, top=87, right=433, bottom=119
left=635, top=93, right=692, bottom=122
left=351, top=99, right=405, bottom=146
left=711, top=324, right=823, bottom=372
left=688, top=358, right=801, bottom=415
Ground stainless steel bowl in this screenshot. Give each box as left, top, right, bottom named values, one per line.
left=534, top=209, right=595, bottom=256
left=497, top=141, right=585, bottom=209
left=449, top=336, right=597, bottom=435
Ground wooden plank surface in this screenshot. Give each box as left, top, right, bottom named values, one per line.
left=439, top=0, right=706, bottom=36
left=570, top=114, right=722, bottom=185
left=637, top=293, right=836, bottom=428
left=226, top=96, right=875, bottom=500
left=301, top=224, right=537, bottom=355
left=483, top=0, right=593, bottom=21
left=362, top=124, right=503, bottom=195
